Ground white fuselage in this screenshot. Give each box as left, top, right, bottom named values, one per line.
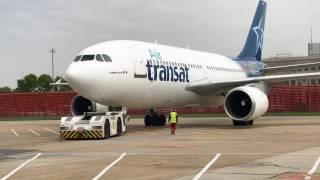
left=65, top=40, right=247, bottom=109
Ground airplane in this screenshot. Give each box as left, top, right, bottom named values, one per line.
left=62, top=0, right=320, bottom=127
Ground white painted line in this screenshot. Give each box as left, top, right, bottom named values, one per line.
left=28, top=129, right=40, bottom=136
left=44, top=128, right=59, bottom=135
left=9, top=153, right=38, bottom=159
left=192, top=153, right=221, bottom=180
left=305, top=156, right=320, bottom=180
left=92, top=153, right=126, bottom=180
left=1, top=153, right=42, bottom=180
left=11, top=129, right=19, bottom=136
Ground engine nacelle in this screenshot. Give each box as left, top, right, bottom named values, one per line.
left=71, top=96, right=109, bottom=116
left=224, top=86, right=269, bottom=121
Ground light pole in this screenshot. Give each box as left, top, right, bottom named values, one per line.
left=49, top=48, right=56, bottom=80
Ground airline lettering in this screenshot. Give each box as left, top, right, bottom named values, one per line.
left=146, top=63, right=190, bottom=83
left=146, top=49, right=189, bottom=83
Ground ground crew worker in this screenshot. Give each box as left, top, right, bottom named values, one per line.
left=169, top=109, right=178, bottom=135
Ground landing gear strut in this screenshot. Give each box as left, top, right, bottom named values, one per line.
left=144, top=109, right=166, bottom=127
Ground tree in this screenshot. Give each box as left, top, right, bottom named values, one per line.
left=0, top=86, right=12, bottom=92
left=38, top=74, right=53, bottom=92
left=15, top=73, right=72, bottom=92
left=16, top=78, right=28, bottom=92
left=16, top=73, right=38, bottom=92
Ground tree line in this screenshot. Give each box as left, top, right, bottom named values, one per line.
left=0, top=73, right=71, bottom=92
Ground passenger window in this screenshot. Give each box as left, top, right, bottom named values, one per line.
left=96, top=54, right=104, bottom=62
left=74, top=55, right=82, bottom=62
left=102, top=54, right=112, bottom=62
left=81, top=55, right=95, bottom=61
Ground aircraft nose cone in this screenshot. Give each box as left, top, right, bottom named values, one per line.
left=65, top=64, right=79, bottom=84
left=65, top=63, right=90, bottom=95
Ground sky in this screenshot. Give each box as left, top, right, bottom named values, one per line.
left=0, top=0, right=319, bottom=88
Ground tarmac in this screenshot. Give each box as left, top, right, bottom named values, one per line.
left=0, top=116, right=320, bottom=180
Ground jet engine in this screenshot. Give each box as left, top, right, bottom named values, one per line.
left=224, top=86, right=269, bottom=121
left=71, top=96, right=109, bottom=116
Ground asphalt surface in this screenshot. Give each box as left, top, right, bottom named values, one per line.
left=1, top=116, right=320, bottom=180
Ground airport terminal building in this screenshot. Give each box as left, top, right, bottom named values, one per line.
left=263, top=42, right=320, bottom=85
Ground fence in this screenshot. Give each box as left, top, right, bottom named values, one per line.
left=268, top=85, right=320, bottom=112
left=1, top=86, right=320, bottom=117
left=0, top=92, right=76, bottom=116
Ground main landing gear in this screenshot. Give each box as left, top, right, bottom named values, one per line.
left=144, top=109, right=166, bottom=127
left=232, top=120, right=254, bottom=126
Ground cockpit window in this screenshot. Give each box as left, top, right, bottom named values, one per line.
left=96, top=54, right=104, bottom=62
left=102, top=54, right=112, bottom=62
left=81, top=55, right=95, bottom=61
left=74, top=55, right=82, bottom=62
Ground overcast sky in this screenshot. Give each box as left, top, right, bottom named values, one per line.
left=1, top=0, right=319, bottom=88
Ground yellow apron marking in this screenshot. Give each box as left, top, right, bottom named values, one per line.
left=60, top=130, right=104, bottom=139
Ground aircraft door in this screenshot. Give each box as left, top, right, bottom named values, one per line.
left=128, top=47, right=147, bottom=78
left=201, top=60, right=209, bottom=80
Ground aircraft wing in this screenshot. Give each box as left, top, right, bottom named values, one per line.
left=264, top=62, right=320, bottom=74
left=50, top=82, right=69, bottom=86
left=50, top=79, right=69, bottom=86
left=186, top=72, right=320, bottom=95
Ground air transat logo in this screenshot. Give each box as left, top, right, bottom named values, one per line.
left=146, top=63, right=190, bottom=82
left=147, top=49, right=190, bottom=83
left=252, top=18, right=264, bottom=55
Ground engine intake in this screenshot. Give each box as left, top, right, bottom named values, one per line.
left=224, top=86, right=269, bottom=121
left=71, top=96, right=108, bottom=116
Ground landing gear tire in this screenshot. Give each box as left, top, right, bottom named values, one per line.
left=233, top=120, right=254, bottom=127
left=159, top=115, right=166, bottom=126
left=151, top=114, right=160, bottom=126
left=144, top=115, right=152, bottom=127
left=117, top=118, right=123, bottom=136
left=104, top=121, right=110, bottom=139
